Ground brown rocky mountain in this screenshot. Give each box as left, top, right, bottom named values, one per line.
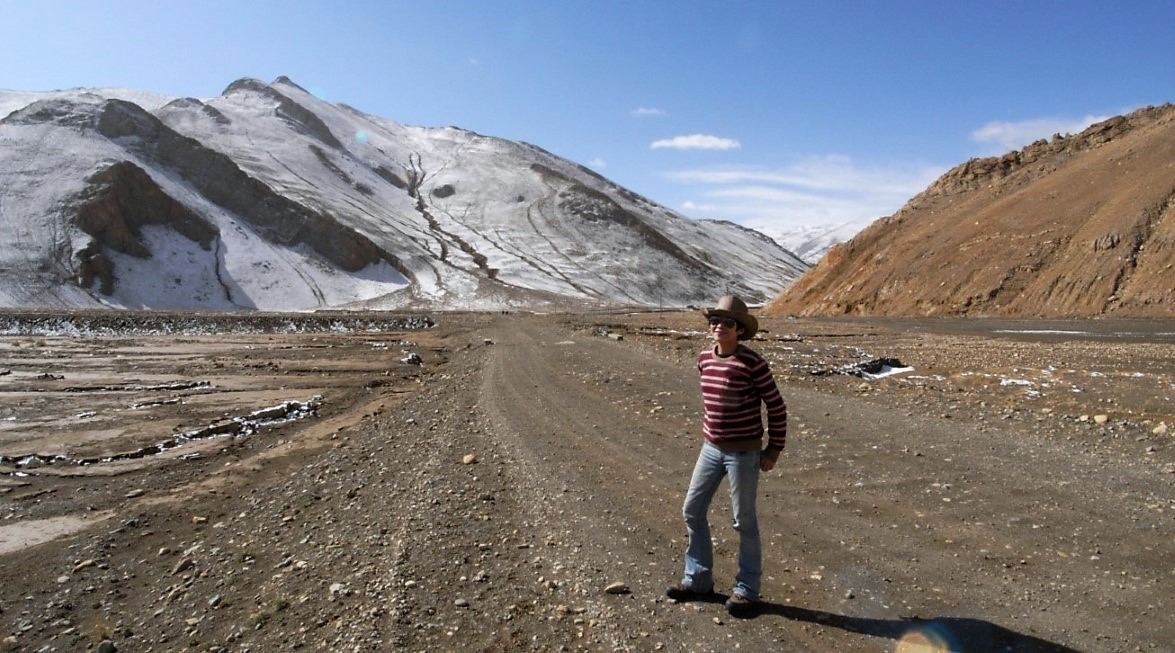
left=765, top=104, right=1175, bottom=318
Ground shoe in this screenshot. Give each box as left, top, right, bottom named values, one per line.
left=665, top=583, right=713, bottom=602
left=725, top=593, right=757, bottom=617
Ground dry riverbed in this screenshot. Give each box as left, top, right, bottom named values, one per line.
left=0, top=310, right=1171, bottom=652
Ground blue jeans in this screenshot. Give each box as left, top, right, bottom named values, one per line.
left=680, top=442, right=762, bottom=600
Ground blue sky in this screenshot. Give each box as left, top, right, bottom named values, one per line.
left=2, top=1, right=1172, bottom=234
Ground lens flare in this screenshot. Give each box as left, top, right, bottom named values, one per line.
left=354, top=131, right=369, bottom=144
left=896, top=621, right=957, bottom=652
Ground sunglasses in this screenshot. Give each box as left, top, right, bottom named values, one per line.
left=708, top=316, right=738, bottom=329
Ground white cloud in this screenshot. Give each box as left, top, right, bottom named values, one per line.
left=651, top=134, right=741, bottom=151
left=630, top=107, right=665, bottom=117
left=587, top=157, right=606, bottom=169
left=666, top=156, right=934, bottom=195
left=666, top=155, right=945, bottom=230
left=971, top=114, right=1108, bottom=152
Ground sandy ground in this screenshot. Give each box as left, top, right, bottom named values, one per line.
left=0, top=310, right=1171, bottom=652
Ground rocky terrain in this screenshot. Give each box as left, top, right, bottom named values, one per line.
left=0, top=310, right=1172, bottom=652
left=767, top=104, right=1175, bottom=318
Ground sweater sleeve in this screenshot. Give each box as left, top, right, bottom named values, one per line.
left=753, top=361, right=788, bottom=452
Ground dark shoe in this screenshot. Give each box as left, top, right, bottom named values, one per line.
left=725, top=593, right=757, bottom=617
left=665, top=583, right=713, bottom=602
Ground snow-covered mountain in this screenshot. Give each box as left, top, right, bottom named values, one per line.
left=0, top=77, right=808, bottom=312
left=761, top=221, right=870, bottom=265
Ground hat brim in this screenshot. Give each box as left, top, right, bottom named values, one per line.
left=702, top=308, right=758, bottom=340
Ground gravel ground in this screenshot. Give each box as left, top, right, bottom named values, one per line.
left=0, top=310, right=1171, bottom=652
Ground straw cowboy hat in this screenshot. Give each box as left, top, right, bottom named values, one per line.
left=702, top=295, right=758, bottom=340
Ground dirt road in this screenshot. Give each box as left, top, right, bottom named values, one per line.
left=0, top=311, right=1171, bottom=651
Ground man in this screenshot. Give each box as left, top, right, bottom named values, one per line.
left=666, top=295, right=788, bottom=617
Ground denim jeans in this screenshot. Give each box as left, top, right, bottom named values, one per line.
left=680, top=442, right=762, bottom=600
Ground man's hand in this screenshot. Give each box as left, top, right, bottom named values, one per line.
left=760, top=449, right=780, bottom=472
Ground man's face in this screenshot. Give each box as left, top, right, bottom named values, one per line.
left=708, top=316, right=742, bottom=347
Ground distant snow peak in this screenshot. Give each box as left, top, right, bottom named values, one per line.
left=761, top=221, right=871, bottom=264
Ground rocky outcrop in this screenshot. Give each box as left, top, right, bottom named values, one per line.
left=158, top=97, right=232, bottom=125
left=901, top=105, right=1172, bottom=209
left=532, top=162, right=701, bottom=268
left=95, top=99, right=409, bottom=278
left=73, top=161, right=218, bottom=294
left=766, top=104, right=1175, bottom=318
left=223, top=77, right=343, bottom=149
left=76, top=161, right=218, bottom=255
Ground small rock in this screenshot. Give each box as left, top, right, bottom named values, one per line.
left=462, top=454, right=478, bottom=465
left=125, top=489, right=146, bottom=498
left=1093, top=414, right=1109, bottom=425
left=1153, top=423, right=1168, bottom=436
left=604, top=581, right=630, bottom=595
left=454, top=598, right=470, bottom=607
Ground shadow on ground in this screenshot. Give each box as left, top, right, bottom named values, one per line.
left=750, top=603, right=1080, bottom=652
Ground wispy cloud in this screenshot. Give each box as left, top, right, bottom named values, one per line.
left=630, top=107, right=665, bottom=118
left=970, top=114, right=1108, bottom=152
left=587, top=157, right=606, bottom=169
left=651, top=134, right=741, bottom=150
left=667, top=155, right=945, bottom=231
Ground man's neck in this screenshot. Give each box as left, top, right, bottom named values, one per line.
left=714, top=342, right=739, bottom=357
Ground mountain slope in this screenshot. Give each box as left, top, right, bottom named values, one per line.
left=765, top=104, right=1175, bottom=318
left=0, top=77, right=808, bottom=311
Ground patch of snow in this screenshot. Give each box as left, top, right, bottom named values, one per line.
left=858, top=364, right=915, bottom=380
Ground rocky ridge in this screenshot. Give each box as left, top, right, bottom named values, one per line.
left=766, top=104, right=1175, bottom=318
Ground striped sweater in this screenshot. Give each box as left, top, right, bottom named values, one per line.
left=698, top=344, right=788, bottom=452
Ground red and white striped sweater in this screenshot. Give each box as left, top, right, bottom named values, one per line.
left=697, top=344, right=787, bottom=452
